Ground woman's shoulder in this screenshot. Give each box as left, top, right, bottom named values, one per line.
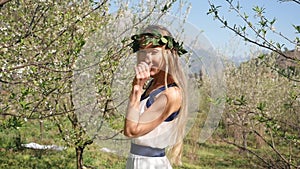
left=162, top=86, right=182, bottom=114
left=163, top=86, right=182, bottom=102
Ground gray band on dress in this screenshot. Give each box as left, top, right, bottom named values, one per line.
left=130, top=143, right=165, bottom=157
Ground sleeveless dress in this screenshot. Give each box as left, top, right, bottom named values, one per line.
left=126, top=83, right=180, bottom=169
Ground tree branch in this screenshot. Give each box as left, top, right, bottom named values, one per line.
left=220, top=138, right=272, bottom=168
left=278, top=0, right=300, bottom=5
left=253, top=130, right=297, bottom=168
left=0, top=0, right=11, bottom=7
left=207, top=0, right=296, bottom=61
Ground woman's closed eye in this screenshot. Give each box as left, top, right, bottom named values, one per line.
left=151, top=50, right=159, bottom=55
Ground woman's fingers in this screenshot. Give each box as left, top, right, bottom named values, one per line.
left=134, top=62, right=151, bottom=87
left=137, top=62, right=150, bottom=73
left=135, top=62, right=150, bottom=79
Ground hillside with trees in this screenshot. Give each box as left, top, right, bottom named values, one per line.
left=1, top=0, right=299, bottom=169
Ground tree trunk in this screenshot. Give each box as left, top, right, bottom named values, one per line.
left=76, top=146, right=84, bottom=169
left=0, top=0, right=11, bottom=7
left=40, top=120, right=44, bottom=140
left=241, top=131, right=248, bottom=155
left=255, top=124, right=265, bottom=149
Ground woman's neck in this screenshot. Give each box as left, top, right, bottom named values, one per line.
left=150, top=71, right=174, bottom=90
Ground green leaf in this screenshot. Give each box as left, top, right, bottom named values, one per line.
left=207, top=9, right=214, bottom=15
left=276, top=43, right=284, bottom=49
left=162, top=5, right=168, bottom=12
left=224, top=20, right=227, bottom=26
left=21, top=87, right=30, bottom=97
left=270, top=18, right=276, bottom=25
left=257, top=102, right=266, bottom=111
left=252, top=6, right=265, bottom=16
left=20, top=101, right=31, bottom=110
left=236, top=1, right=241, bottom=10
left=258, top=54, right=266, bottom=59
left=235, top=95, right=247, bottom=106
left=152, top=30, right=162, bottom=38
left=259, top=20, right=267, bottom=27
left=152, top=39, right=160, bottom=46
left=241, top=26, right=246, bottom=32
left=244, top=12, right=249, bottom=19
left=160, top=37, right=168, bottom=44
left=292, top=24, right=300, bottom=34
left=167, top=41, right=173, bottom=49
left=143, top=38, right=152, bottom=46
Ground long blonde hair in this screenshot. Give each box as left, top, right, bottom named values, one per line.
left=142, top=25, right=188, bottom=165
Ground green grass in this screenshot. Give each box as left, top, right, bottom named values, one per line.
left=0, top=148, right=76, bottom=169
left=0, top=144, right=127, bottom=169
left=177, top=142, right=255, bottom=169
left=84, top=145, right=126, bottom=169
left=0, top=130, right=256, bottom=169
left=0, top=113, right=259, bottom=169
left=0, top=115, right=293, bottom=169
left=0, top=142, right=255, bottom=169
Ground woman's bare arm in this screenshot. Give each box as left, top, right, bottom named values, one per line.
left=124, top=87, right=181, bottom=138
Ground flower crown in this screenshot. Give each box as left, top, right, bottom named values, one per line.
left=130, top=31, right=188, bottom=56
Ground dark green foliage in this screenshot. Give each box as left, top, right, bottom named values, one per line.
left=130, top=32, right=188, bottom=55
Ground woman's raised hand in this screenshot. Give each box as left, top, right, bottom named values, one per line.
left=133, top=62, right=152, bottom=88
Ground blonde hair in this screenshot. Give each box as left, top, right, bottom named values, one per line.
left=142, top=25, right=188, bottom=165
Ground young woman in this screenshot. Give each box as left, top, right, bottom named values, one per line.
left=124, top=25, right=188, bottom=169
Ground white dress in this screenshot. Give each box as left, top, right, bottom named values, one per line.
left=126, top=91, right=179, bottom=169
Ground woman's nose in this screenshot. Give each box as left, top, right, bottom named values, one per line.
left=144, top=57, right=151, bottom=64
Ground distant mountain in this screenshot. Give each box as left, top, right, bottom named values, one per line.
left=276, top=49, right=300, bottom=71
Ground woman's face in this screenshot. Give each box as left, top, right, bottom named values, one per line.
left=136, top=47, right=165, bottom=76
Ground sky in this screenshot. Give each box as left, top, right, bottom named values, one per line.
left=185, top=0, right=300, bottom=61
left=108, top=0, right=299, bottom=62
